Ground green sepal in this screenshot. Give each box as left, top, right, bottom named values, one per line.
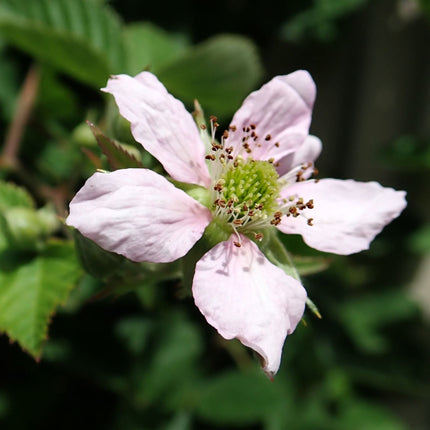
left=72, top=229, right=182, bottom=291
left=259, top=229, right=300, bottom=280
left=259, top=229, right=323, bottom=319
left=73, top=229, right=126, bottom=280
left=180, top=219, right=234, bottom=293
left=88, top=121, right=144, bottom=170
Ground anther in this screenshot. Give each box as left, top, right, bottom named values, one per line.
left=234, top=241, right=242, bottom=248
left=265, top=134, right=271, bottom=141
left=223, top=130, right=229, bottom=139
left=306, top=199, right=314, bottom=209
left=205, top=154, right=216, bottom=160
left=307, top=218, right=314, bottom=226
left=274, top=142, right=280, bottom=147
left=229, top=125, right=237, bottom=132
left=200, top=124, right=207, bottom=130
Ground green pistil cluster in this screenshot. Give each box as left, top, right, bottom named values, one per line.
left=213, top=158, right=282, bottom=231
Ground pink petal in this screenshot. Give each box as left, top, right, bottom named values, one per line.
left=278, top=134, right=322, bottom=179
left=192, top=235, right=306, bottom=375
left=226, top=70, right=316, bottom=170
left=67, top=169, right=212, bottom=263
left=103, top=72, right=211, bottom=187
left=278, top=179, right=407, bottom=255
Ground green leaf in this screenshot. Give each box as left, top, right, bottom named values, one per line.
left=0, top=240, right=82, bottom=358
left=196, top=370, right=283, bottom=425
left=157, top=35, right=263, bottom=116
left=0, top=0, right=125, bottom=87
left=88, top=122, right=144, bottom=170
left=134, top=313, right=202, bottom=404
left=124, top=22, right=189, bottom=75
left=338, top=290, right=418, bottom=353
left=408, top=224, right=430, bottom=254
left=339, top=400, right=406, bottom=430
left=0, top=181, right=34, bottom=210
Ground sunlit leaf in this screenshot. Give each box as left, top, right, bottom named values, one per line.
left=0, top=240, right=82, bottom=358
left=0, top=0, right=125, bottom=87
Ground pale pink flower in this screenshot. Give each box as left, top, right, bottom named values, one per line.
left=67, top=71, right=407, bottom=375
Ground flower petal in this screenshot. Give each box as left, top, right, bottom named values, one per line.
left=226, top=70, right=316, bottom=171
left=192, top=235, right=306, bottom=375
left=278, top=179, right=407, bottom=255
left=103, top=72, right=211, bottom=187
left=67, top=169, right=212, bottom=263
left=278, top=134, right=322, bottom=180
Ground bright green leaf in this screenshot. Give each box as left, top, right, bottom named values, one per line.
left=0, top=240, right=82, bottom=358
left=0, top=0, right=126, bottom=87
left=157, top=35, right=263, bottom=116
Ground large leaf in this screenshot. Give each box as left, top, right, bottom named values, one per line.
left=124, top=22, right=189, bottom=75
left=0, top=240, right=82, bottom=358
left=157, top=35, right=263, bottom=116
left=0, top=0, right=125, bottom=87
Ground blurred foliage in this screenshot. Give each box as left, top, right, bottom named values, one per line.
left=0, top=0, right=429, bottom=429
left=280, top=0, right=371, bottom=42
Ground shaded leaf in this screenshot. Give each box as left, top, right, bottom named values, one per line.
left=408, top=224, right=430, bottom=254
left=338, top=290, right=418, bottom=353
left=196, top=370, right=282, bottom=425
left=157, top=35, right=263, bottom=116
left=124, top=22, right=189, bottom=75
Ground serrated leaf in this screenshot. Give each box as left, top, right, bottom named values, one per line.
left=0, top=181, right=34, bottom=210
left=88, top=121, right=144, bottom=169
left=0, top=240, right=82, bottom=358
left=157, top=35, right=263, bottom=116
left=0, top=0, right=125, bottom=87
left=124, top=22, right=189, bottom=75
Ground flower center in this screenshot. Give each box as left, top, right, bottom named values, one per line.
left=209, top=153, right=284, bottom=246
left=202, top=117, right=316, bottom=247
